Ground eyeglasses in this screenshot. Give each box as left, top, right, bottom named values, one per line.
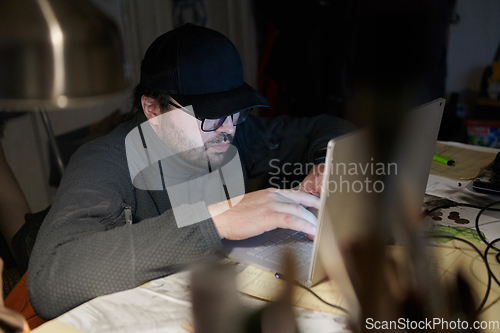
left=168, top=101, right=251, bottom=132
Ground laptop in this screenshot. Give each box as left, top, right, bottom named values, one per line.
left=219, top=98, right=445, bottom=290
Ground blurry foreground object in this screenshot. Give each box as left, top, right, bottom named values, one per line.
left=0, top=259, right=30, bottom=333
left=332, top=1, right=479, bottom=330
left=0, top=0, right=129, bottom=175
left=190, top=256, right=297, bottom=333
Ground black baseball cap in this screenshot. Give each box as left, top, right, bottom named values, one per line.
left=140, top=23, right=269, bottom=119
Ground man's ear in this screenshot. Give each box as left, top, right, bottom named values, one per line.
left=141, top=96, right=162, bottom=121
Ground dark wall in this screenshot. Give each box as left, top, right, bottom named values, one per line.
left=253, top=0, right=452, bottom=127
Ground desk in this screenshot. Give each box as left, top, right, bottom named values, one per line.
left=423, top=141, right=500, bottom=330
left=33, top=142, right=500, bottom=333
left=32, top=261, right=349, bottom=333
left=32, top=240, right=500, bottom=333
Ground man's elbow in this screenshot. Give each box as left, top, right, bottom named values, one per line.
left=27, top=269, right=87, bottom=320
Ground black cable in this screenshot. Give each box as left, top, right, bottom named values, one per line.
left=480, top=296, right=500, bottom=314
left=295, top=281, right=350, bottom=315
left=479, top=238, right=500, bottom=314
left=426, top=203, right=455, bottom=215
left=475, top=201, right=500, bottom=252
left=425, top=201, right=500, bottom=216
left=426, top=236, right=490, bottom=277
left=428, top=235, right=492, bottom=313
left=274, top=273, right=350, bottom=315
left=483, top=237, right=500, bottom=288
left=269, top=202, right=500, bottom=316
left=427, top=200, right=500, bottom=257
left=427, top=199, right=500, bottom=314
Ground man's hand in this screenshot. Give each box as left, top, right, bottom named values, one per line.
left=299, top=163, right=325, bottom=198
left=208, top=188, right=319, bottom=240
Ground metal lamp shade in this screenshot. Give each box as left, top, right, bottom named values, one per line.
left=0, top=0, right=129, bottom=111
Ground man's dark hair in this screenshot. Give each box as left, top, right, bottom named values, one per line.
left=129, top=84, right=171, bottom=120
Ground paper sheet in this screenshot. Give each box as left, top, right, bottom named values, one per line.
left=425, top=174, right=500, bottom=205
left=34, top=271, right=195, bottom=333
left=33, top=320, right=83, bottom=333
left=33, top=243, right=500, bottom=333
left=294, top=308, right=349, bottom=333
left=33, top=268, right=348, bottom=333
left=430, top=142, right=497, bottom=180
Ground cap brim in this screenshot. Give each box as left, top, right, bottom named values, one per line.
left=170, top=83, right=269, bottom=119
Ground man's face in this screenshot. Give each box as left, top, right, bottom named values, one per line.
left=143, top=96, right=236, bottom=169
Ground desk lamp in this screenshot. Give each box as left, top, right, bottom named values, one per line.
left=0, top=0, right=129, bottom=176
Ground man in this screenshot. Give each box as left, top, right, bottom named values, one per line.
left=27, top=23, right=354, bottom=319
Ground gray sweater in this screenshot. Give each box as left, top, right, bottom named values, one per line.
left=27, top=114, right=354, bottom=319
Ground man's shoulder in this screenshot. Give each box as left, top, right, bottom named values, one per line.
left=51, top=121, right=140, bottom=210
left=79, top=120, right=136, bottom=153
left=65, top=120, right=138, bottom=173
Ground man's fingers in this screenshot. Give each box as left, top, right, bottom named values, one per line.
left=271, top=212, right=317, bottom=236
left=269, top=188, right=320, bottom=209
left=272, top=202, right=318, bottom=226
left=302, top=186, right=320, bottom=198
left=299, top=180, right=320, bottom=197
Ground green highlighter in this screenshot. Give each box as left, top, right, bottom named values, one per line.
left=433, top=154, right=455, bottom=166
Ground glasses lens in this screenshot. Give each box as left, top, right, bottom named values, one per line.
left=233, top=109, right=251, bottom=125
left=202, top=117, right=226, bottom=131
left=201, top=109, right=252, bottom=132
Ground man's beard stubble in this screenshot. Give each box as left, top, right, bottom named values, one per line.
left=168, top=132, right=234, bottom=170
left=197, top=133, right=234, bottom=170
left=153, top=115, right=234, bottom=170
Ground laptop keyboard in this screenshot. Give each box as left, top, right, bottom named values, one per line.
left=246, top=229, right=313, bottom=271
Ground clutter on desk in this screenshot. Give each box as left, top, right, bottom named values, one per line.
left=472, top=151, right=500, bottom=195
left=431, top=142, right=497, bottom=179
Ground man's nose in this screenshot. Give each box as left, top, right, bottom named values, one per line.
left=216, top=116, right=236, bottom=135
